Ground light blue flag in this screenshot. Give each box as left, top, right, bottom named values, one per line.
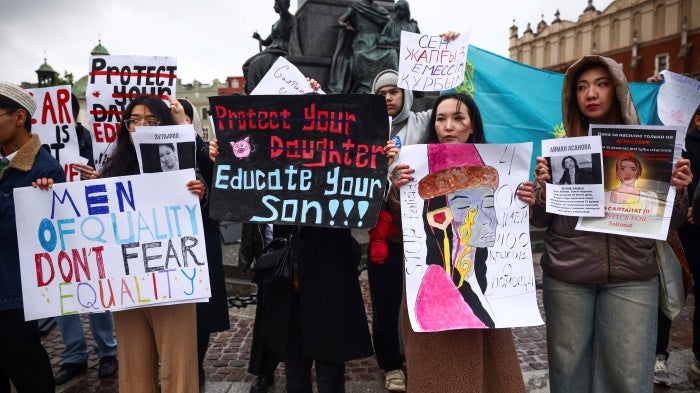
left=447, top=45, right=661, bottom=173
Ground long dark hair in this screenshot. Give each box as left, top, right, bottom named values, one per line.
left=426, top=93, right=486, bottom=144
left=101, top=95, right=174, bottom=177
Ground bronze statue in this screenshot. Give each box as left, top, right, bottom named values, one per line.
left=329, top=0, right=390, bottom=94
left=242, top=0, right=295, bottom=94
left=377, top=0, right=420, bottom=55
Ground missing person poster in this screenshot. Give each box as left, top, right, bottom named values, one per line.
left=86, top=55, right=177, bottom=172
left=397, top=143, right=542, bottom=332
left=541, top=135, right=605, bottom=217
left=576, top=124, right=684, bottom=240
left=208, top=94, right=389, bottom=228
left=15, top=170, right=210, bottom=320
left=132, top=124, right=196, bottom=173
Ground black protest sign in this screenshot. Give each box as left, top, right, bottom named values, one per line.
left=209, top=94, right=389, bottom=228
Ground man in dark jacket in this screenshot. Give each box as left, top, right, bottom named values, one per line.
left=0, top=81, right=65, bottom=392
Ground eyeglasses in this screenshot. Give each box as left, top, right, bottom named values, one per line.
left=124, top=118, right=160, bottom=130
left=0, top=110, right=17, bottom=119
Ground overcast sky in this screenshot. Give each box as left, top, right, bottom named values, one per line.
left=0, top=0, right=614, bottom=85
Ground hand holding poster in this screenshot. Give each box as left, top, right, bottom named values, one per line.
left=251, top=57, right=326, bottom=95
left=398, top=143, right=542, bottom=331
left=86, top=55, right=177, bottom=172
left=15, top=170, right=210, bottom=320
left=576, top=125, right=684, bottom=240
left=541, top=136, right=605, bottom=217
left=132, top=124, right=197, bottom=173
left=398, top=31, right=469, bottom=92
left=208, top=94, right=389, bottom=228
left=26, top=85, right=88, bottom=182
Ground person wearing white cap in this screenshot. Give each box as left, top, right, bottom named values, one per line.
left=0, top=81, right=65, bottom=392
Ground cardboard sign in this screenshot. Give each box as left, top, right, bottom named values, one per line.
left=15, top=170, right=210, bottom=320
left=398, top=31, right=469, bottom=91
left=86, top=55, right=177, bottom=171
left=209, top=94, right=389, bottom=228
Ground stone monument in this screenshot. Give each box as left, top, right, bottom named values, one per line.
left=288, top=0, right=395, bottom=90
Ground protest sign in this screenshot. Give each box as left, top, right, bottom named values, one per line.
left=208, top=94, right=389, bottom=228
left=576, top=125, right=684, bottom=240
left=398, top=31, right=469, bottom=92
left=86, top=55, right=177, bottom=171
left=15, top=170, right=210, bottom=321
left=251, top=57, right=326, bottom=95
left=398, top=143, right=542, bottom=331
left=658, top=70, right=700, bottom=127
left=26, top=85, right=87, bottom=182
left=132, top=124, right=196, bottom=173
left=541, top=136, right=605, bottom=217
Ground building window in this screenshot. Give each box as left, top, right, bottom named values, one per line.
left=202, top=108, right=209, bottom=119
left=656, top=54, right=669, bottom=73
left=233, top=80, right=239, bottom=88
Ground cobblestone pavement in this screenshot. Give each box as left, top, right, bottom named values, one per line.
left=31, top=256, right=700, bottom=392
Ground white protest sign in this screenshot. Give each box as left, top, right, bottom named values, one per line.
left=251, top=57, right=325, bottom=95
left=26, top=85, right=87, bottom=182
left=132, top=124, right=197, bottom=174
left=15, top=170, right=210, bottom=320
left=398, top=31, right=469, bottom=92
left=398, top=143, right=542, bottom=331
left=86, top=55, right=177, bottom=172
left=658, top=70, right=700, bottom=127
left=541, top=135, right=605, bottom=217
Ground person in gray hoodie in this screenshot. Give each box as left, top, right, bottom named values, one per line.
left=531, top=55, right=693, bottom=393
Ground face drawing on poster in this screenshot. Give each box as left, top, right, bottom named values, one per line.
left=415, top=144, right=499, bottom=330
left=608, top=156, right=659, bottom=216
left=158, top=143, right=179, bottom=172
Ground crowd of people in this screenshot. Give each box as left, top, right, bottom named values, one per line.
left=1, top=27, right=699, bottom=393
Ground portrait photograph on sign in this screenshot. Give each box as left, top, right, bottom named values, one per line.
left=132, top=124, right=196, bottom=174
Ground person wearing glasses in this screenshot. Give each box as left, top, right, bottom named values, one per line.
left=0, top=81, right=64, bottom=393
left=100, top=94, right=206, bottom=393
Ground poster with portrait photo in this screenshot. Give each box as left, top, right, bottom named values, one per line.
left=541, top=135, right=604, bottom=217
left=132, top=124, right=196, bottom=174
left=576, top=124, right=685, bottom=240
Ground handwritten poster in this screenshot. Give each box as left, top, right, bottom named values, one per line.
left=576, top=125, right=684, bottom=240
left=15, top=170, right=210, bottom=321
left=251, top=57, right=326, bottom=95
left=541, top=136, right=605, bottom=217
left=398, top=31, right=469, bottom=92
left=86, top=55, right=178, bottom=172
left=208, top=94, right=388, bottom=228
left=398, top=143, right=542, bottom=331
left=132, top=124, right=196, bottom=174
left=657, top=70, right=700, bottom=127
left=26, top=85, right=88, bottom=182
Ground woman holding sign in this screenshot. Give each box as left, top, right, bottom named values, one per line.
left=100, top=94, right=205, bottom=393
left=385, top=93, right=535, bottom=392
left=531, top=56, right=692, bottom=393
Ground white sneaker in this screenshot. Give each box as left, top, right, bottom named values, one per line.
left=653, top=356, right=671, bottom=386
left=384, top=369, right=406, bottom=392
